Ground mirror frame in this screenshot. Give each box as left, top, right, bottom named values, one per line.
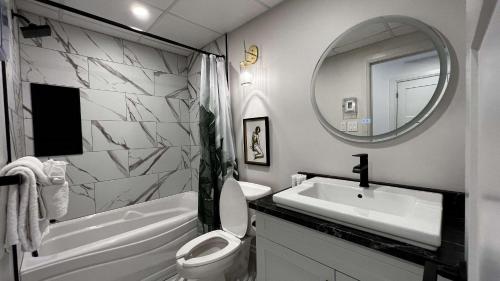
left=310, top=15, right=452, bottom=143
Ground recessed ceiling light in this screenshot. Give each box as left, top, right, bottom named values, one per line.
left=131, top=3, right=150, bottom=21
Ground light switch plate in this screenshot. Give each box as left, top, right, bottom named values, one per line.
left=347, top=120, right=358, bottom=132
left=340, top=121, right=347, bottom=131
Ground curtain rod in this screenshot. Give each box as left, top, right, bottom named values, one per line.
left=33, top=0, right=225, bottom=58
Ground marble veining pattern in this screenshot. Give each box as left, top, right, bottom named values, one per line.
left=128, top=146, right=182, bottom=177
left=123, top=40, right=178, bottom=73
left=55, top=150, right=129, bottom=185
left=95, top=175, right=159, bottom=212
left=21, top=44, right=90, bottom=88
left=125, top=94, right=179, bottom=122
left=89, top=58, right=154, bottom=95
left=19, top=11, right=199, bottom=220
left=92, top=121, right=157, bottom=151
left=157, top=122, right=190, bottom=147
left=80, top=89, right=127, bottom=121
left=155, top=72, right=189, bottom=99
left=158, top=169, right=192, bottom=198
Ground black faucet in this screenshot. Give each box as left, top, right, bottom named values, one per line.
left=352, top=154, right=369, bottom=188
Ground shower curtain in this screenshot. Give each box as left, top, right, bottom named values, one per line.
left=198, top=54, right=238, bottom=232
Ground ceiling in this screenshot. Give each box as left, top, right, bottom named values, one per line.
left=329, top=22, right=419, bottom=56
left=15, top=0, right=284, bottom=55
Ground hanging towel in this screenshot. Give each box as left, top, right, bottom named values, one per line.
left=39, top=181, right=69, bottom=220
left=40, top=159, right=69, bottom=220
left=0, top=157, right=51, bottom=257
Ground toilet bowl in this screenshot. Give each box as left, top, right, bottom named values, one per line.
left=175, top=178, right=271, bottom=281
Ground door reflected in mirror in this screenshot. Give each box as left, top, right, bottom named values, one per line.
left=312, top=16, right=451, bottom=142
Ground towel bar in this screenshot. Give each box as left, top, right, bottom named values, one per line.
left=0, top=174, right=23, bottom=281
left=0, top=174, right=23, bottom=186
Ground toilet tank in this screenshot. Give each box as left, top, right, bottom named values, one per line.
left=238, top=181, right=272, bottom=236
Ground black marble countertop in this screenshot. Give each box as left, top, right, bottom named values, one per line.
left=249, top=172, right=466, bottom=281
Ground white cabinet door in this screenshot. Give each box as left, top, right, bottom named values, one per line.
left=257, top=236, right=335, bottom=281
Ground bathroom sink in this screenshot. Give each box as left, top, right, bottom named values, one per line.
left=272, top=177, right=443, bottom=250
left=239, top=181, right=272, bottom=201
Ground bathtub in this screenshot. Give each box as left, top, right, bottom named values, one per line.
left=21, top=191, right=198, bottom=281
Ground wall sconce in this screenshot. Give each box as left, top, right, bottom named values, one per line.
left=240, top=42, right=258, bottom=86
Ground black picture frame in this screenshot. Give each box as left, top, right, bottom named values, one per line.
left=243, top=116, right=270, bottom=166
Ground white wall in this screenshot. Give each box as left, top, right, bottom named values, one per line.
left=467, top=0, right=500, bottom=279
left=227, top=0, right=466, bottom=192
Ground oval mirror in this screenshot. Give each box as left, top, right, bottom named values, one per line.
left=311, top=16, right=452, bottom=142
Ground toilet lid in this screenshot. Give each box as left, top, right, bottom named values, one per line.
left=219, top=178, right=248, bottom=238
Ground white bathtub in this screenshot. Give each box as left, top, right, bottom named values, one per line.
left=21, top=192, right=198, bottom=281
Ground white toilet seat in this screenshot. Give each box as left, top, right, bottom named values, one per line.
left=176, top=230, right=241, bottom=268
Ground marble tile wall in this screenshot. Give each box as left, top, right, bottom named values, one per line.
left=19, top=11, right=198, bottom=221
left=5, top=6, right=25, bottom=162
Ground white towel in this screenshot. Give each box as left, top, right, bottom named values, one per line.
left=39, top=181, right=69, bottom=220
left=0, top=157, right=51, bottom=257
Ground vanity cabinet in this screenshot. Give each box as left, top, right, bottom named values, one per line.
left=256, top=212, right=450, bottom=281
left=257, top=236, right=335, bottom=281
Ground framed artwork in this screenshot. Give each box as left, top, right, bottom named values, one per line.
left=243, top=116, right=270, bottom=166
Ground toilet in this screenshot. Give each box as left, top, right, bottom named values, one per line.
left=176, top=178, right=271, bottom=281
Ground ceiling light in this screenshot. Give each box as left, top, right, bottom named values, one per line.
left=131, top=3, right=150, bottom=21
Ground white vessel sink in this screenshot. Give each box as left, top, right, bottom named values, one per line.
left=273, top=177, right=443, bottom=250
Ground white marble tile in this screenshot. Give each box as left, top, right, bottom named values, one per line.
left=21, top=82, right=32, bottom=118
left=123, top=40, right=176, bottom=72
left=158, top=169, right=192, bottom=198
left=178, top=55, right=188, bottom=77
left=9, top=111, right=25, bottom=160
left=80, top=89, right=127, bottom=121
left=190, top=146, right=200, bottom=170
left=92, top=121, right=156, bottom=151
left=59, top=184, right=96, bottom=221
left=21, top=44, right=89, bottom=88
left=180, top=99, right=190, bottom=122
left=95, top=174, right=159, bottom=212
left=44, top=18, right=124, bottom=63
left=181, top=146, right=190, bottom=169
left=156, top=122, right=190, bottom=146
left=187, top=52, right=202, bottom=75
left=81, top=121, right=93, bottom=152
left=189, top=97, right=199, bottom=122
left=126, top=94, right=179, bottom=122
left=187, top=74, right=200, bottom=100
left=154, top=72, right=189, bottom=99
left=190, top=123, right=200, bottom=145
left=88, top=58, right=154, bottom=95
left=6, top=71, right=22, bottom=114
left=51, top=150, right=129, bottom=185
left=128, top=146, right=182, bottom=176
left=24, top=118, right=33, bottom=156
left=191, top=168, right=199, bottom=192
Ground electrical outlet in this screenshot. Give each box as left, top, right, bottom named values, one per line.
left=340, top=121, right=347, bottom=131
left=347, top=120, right=358, bottom=132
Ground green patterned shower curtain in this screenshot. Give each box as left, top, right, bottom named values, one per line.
left=198, top=55, right=238, bottom=232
